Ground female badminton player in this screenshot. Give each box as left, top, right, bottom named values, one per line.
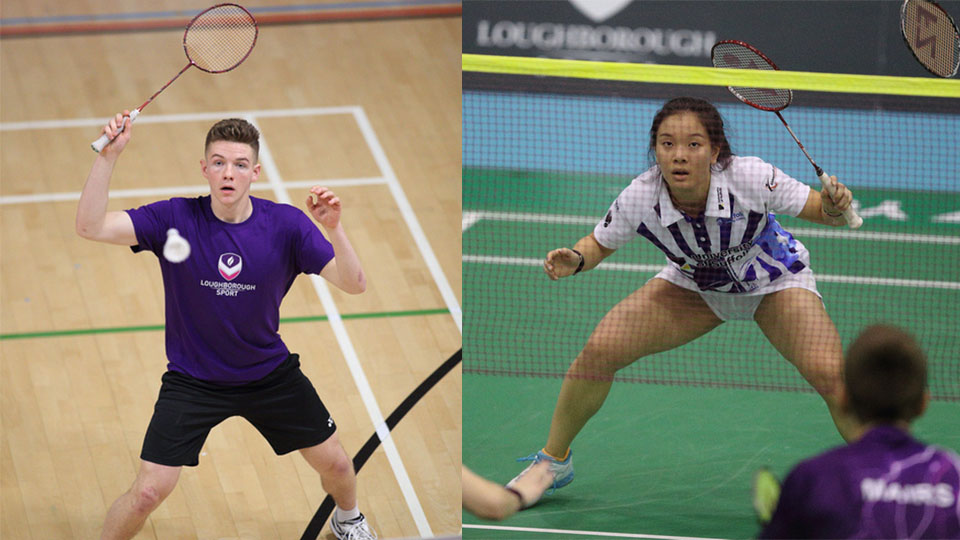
left=510, top=97, right=858, bottom=496
left=76, top=112, right=375, bottom=540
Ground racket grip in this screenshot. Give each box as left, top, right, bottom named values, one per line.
left=818, top=171, right=863, bottom=229
left=90, top=109, right=140, bottom=153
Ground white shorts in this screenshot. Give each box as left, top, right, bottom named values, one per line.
left=653, top=265, right=823, bottom=321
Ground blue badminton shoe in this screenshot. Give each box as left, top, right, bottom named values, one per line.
left=508, top=449, right=574, bottom=495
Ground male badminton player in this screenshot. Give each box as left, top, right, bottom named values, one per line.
left=76, top=112, right=375, bottom=540
left=759, top=324, right=960, bottom=538
left=511, top=97, right=858, bottom=497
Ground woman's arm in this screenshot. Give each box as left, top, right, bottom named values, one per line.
left=543, top=233, right=616, bottom=280
left=795, top=175, right=853, bottom=227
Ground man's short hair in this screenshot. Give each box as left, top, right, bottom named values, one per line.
left=205, top=118, right=260, bottom=160
left=844, top=324, right=927, bottom=424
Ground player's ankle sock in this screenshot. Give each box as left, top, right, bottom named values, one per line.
left=542, top=448, right=570, bottom=461
left=335, top=506, right=360, bottom=522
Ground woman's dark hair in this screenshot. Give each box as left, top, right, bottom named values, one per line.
left=844, top=324, right=927, bottom=424
left=648, top=97, right=733, bottom=170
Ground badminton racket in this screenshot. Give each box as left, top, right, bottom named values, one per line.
left=711, top=40, right=863, bottom=229
left=91, top=3, right=258, bottom=153
left=900, top=0, right=960, bottom=77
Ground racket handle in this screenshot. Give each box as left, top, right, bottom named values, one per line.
left=90, top=109, right=140, bottom=153
left=818, top=171, right=863, bottom=229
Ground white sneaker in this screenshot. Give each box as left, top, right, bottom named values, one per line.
left=508, top=449, right=574, bottom=492
left=330, top=512, right=377, bottom=540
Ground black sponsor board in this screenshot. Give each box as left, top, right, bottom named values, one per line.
left=463, top=0, right=960, bottom=77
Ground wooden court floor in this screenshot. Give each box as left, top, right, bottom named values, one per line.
left=1, top=1, right=461, bottom=539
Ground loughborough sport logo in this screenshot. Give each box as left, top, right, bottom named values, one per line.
left=218, top=253, right=242, bottom=281
left=568, top=0, right=632, bottom=23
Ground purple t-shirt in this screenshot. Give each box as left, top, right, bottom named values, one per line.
left=761, top=425, right=960, bottom=539
left=127, top=195, right=334, bottom=384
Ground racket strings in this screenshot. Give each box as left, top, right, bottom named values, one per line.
left=711, top=42, right=792, bottom=111
left=902, top=1, right=960, bottom=77
left=184, top=5, right=257, bottom=73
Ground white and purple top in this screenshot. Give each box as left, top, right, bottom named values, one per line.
left=594, top=156, right=813, bottom=293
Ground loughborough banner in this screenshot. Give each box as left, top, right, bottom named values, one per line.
left=463, top=0, right=960, bottom=77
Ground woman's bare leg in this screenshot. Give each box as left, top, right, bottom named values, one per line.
left=544, top=279, right=723, bottom=458
left=753, top=288, right=856, bottom=442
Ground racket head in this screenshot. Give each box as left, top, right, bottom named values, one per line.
left=711, top=40, right=792, bottom=112
left=183, top=3, right=258, bottom=74
left=900, top=0, right=960, bottom=77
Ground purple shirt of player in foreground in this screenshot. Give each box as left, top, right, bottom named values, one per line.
left=760, top=425, right=960, bottom=539
left=127, top=195, right=334, bottom=384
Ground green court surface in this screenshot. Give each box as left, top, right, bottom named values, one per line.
left=463, top=168, right=960, bottom=537
left=463, top=168, right=960, bottom=237
left=463, top=375, right=960, bottom=539
left=463, top=205, right=960, bottom=399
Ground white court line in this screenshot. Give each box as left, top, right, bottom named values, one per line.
left=248, top=115, right=433, bottom=538
left=284, top=178, right=387, bottom=189
left=352, top=107, right=462, bottom=333
left=464, top=255, right=663, bottom=274
left=0, top=178, right=387, bottom=205
left=6, top=107, right=453, bottom=536
left=462, top=211, right=481, bottom=232
left=462, top=254, right=960, bottom=290
left=0, top=106, right=363, bottom=131
left=469, top=210, right=960, bottom=245
left=462, top=524, right=724, bottom=540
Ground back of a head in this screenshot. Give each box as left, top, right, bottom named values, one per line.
left=205, top=118, right=260, bottom=160
left=844, top=324, right=927, bottom=424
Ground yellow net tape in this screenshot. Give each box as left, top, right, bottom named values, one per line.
left=463, top=54, right=960, bottom=98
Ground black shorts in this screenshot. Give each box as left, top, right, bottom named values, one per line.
left=140, top=354, right=336, bottom=467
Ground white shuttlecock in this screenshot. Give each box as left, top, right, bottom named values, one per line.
left=163, top=228, right=191, bottom=263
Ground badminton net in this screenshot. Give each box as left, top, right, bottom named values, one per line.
left=462, top=55, right=960, bottom=401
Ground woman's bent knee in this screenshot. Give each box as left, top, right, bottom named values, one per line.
left=569, top=343, right=632, bottom=380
